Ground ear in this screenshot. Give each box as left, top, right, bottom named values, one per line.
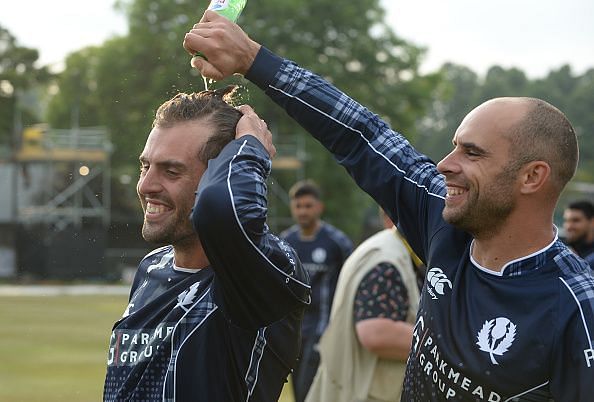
left=519, top=161, right=551, bottom=194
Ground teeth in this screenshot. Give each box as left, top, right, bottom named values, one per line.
left=146, top=202, right=166, bottom=214
left=447, top=187, right=466, bottom=196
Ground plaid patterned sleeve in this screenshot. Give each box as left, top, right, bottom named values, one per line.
left=192, top=136, right=310, bottom=329
left=246, top=47, right=448, bottom=262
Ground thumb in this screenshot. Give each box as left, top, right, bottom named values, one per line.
left=191, top=57, right=224, bottom=81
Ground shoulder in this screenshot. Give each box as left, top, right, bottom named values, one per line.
left=139, top=245, right=173, bottom=266
left=280, top=225, right=299, bottom=240
left=552, top=241, right=594, bottom=321
left=321, top=222, right=353, bottom=250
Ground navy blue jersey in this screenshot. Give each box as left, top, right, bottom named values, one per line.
left=103, top=136, right=310, bottom=402
left=244, top=48, right=594, bottom=401
left=281, top=222, right=352, bottom=338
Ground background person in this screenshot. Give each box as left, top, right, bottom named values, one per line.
left=183, top=12, right=594, bottom=401
left=306, top=210, right=423, bottom=402
left=103, top=87, right=310, bottom=401
left=563, top=200, right=594, bottom=269
left=280, top=179, right=353, bottom=402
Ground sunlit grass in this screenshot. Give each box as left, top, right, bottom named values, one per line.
left=0, top=294, right=294, bottom=402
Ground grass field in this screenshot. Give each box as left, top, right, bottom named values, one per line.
left=0, top=294, right=294, bottom=402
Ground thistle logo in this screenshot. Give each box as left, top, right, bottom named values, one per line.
left=477, top=317, right=517, bottom=365
left=175, top=282, right=201, bottom=312
left=426, top=267, right=452, bottom=299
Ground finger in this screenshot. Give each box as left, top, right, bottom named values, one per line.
left=190, top=57, right=224, bottom=81
left=192, top=21, right=212, bottom=29
left=183, top=32, right=205, bottom=55
left=237, top=105, right=254, bottom=115
left=189, top=27, right=214, bottom=38
left=200, top=9, right=224, bottom=23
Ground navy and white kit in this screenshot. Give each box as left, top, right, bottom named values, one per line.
left=244, top=47, right=594, bottom=401
left=281, top=223, right=352, bottom=402
left=103, top=136, right=310, bottom=401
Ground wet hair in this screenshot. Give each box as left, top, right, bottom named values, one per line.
left=289, top=179, right=322, bottom=200
left=152, top=85, right=242, bottom=163
left=507, top=98, right=578, bottom=191
left=567, top=200, right=594, bottom=219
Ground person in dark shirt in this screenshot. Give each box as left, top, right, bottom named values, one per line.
left=103, top=87, right=310, bottom=402
left=563, top=200, right=594, bottom=268
left=183, top=12, right=594, bottom=401
left=280, top=179, right=352, bottom=402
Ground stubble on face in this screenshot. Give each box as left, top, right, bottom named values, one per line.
left=140, top=193, right=197, bottom=247
left=443, top=164, right=518, bottom=237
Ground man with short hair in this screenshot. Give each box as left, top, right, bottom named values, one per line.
left=103, top=87, right=310, bottom=401
left=183, top=12, right=594, bottom=400
left=563, top=200, right=594, bottom=268
left=281, top=179, right=353, bottom=402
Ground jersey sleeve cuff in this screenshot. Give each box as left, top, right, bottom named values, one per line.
left=245, top=46, right=284, bottom=90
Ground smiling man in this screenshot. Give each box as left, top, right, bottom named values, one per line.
left=103, top=87, right=310, bottom=402
left=183, top=12, right=594, bottom=401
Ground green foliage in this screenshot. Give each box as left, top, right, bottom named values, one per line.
left=0, top=24, right=51, bottom=146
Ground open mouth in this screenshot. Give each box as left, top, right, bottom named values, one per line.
left=145, top=201, right=173, bottom=220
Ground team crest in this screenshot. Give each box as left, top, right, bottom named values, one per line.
left=476, top=317, right=517, bottom=365
left=311, top=248, right=327, bottom=263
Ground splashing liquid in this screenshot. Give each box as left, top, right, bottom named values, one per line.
left=202, top=76, right=215, bottom=91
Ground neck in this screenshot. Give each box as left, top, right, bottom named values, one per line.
left=471, top=210, right=556, bottom=272
left=173, top=238, right=210, bottom=270
left=300, top=220, right=321, bottom=238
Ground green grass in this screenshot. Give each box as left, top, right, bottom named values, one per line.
left=0, top=294, right=294, bottom=402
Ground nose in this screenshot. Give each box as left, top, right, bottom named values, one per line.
left=436, top=149, right=460, bottom=176
left=137, top=168, right=162, bottom=196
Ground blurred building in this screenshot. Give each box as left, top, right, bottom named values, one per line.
left=0, top=124, right=112, bottom=280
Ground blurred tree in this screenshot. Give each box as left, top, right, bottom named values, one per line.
left=0, top=24, right=51, bottom=148
left=46, top=0, right=440, bottom=238
left=414, top=63, right=480, bottom=161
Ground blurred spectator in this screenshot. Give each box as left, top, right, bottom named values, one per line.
left=281, top=179, right=353, bottom=402
left=563, top=200, right=594, bottom=269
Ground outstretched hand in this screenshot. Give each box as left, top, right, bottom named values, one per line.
left=236, top=105, right=276, bottom=158
left=183, top=10, right=261, bottom=81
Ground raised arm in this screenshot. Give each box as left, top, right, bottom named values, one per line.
left=191, top=108, right=310, bottom=329
left=184, top=12, right=448, bottom=262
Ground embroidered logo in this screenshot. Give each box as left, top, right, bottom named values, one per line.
left=175, top=282, right=200, bottom=312
left=311, top=248, right=327, bottom=264
left=426, top=267, right=452, bottom=299
left=477, top=317, right=517, bottom=365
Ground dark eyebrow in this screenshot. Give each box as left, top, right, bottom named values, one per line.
left=453, top=140, right=490, bottom=156
left=138, top=156, right=188, bottom=172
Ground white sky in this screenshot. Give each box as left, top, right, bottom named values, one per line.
left=2, top=0, right=594, bottom=78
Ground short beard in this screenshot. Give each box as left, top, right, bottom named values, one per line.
left=141, top=216, right=196, bottom=247
left=444, top=166, right=517, bottom=237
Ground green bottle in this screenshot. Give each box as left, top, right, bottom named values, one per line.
left=194, top=0, right=247, bottom=60
left=206, top=0, right=247, bottom=22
